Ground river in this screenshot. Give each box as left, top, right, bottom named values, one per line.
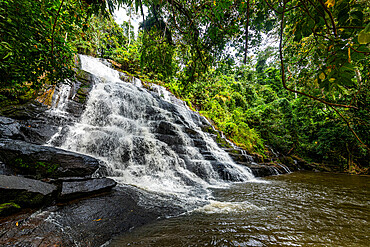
left=109, top=171, right=369, bottom=246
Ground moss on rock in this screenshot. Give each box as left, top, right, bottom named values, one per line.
left=0, top=202, right=21, bottom=216
left=12, top=158, right=60, bottom=179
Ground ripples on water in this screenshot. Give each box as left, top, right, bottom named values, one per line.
left=109, top=171, right=369, bottom=246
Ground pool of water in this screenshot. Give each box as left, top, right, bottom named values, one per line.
left=109, top=171, right=369, bottom=246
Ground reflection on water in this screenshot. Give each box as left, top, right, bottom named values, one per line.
left=109, top=171, right=369, bottom=246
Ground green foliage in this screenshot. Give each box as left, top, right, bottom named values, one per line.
left=166, top=70, right=265, bottom=153
left=1, top=0, right=368, bottom=173
left=140, top=28, right=176, bottom=80
left=0, top=202, right=20, bottom=209
left=0, top=202, right=21, bottom=216
left=0, top=0, right=87, bottom=100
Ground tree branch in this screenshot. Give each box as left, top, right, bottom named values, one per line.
left=279, top=3, right=356, bottom=109
left=243, top=0, right=250, bottom=64
left=328, top=105, right=369, bottom=151
left=318, top=0, right=337, bottom=37
left=306, top=0, right=331, bottom=36
left=51, top=0, right=65, bottom=56
left=279, top=0, right=367, bottom=151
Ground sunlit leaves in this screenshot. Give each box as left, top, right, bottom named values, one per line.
left=358, top=23, right=370, bottom=44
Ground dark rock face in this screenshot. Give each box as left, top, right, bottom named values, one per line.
left=279, top=156, right=297, bottom=171
left=0, top=101, right=48, bottom=120
left=0, top=116, right=59, bottom=145
left=248, top=164, right=279, bottom=177
left=65, top=70, right=95, bottom=117
left=19, top=119, right=59, bottom=145
left=0, top=187, right=184, bottom=247
left=0, top=139, right=100, bottom=178
left=60, top=178, right=117, bottom=201
left=0, top=160, right=13, bottom=175
left=211, top=161, right=246, bottom=181
left=0, top=175, right=57, bottom=209
left=0, top=175, right=57, bottom=196
left=0, top=117, right=23, bottom=140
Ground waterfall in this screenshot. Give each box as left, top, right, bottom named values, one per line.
left=49, top=55, right=256, bottom=206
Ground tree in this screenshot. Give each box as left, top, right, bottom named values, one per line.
left=0, top=0, right=89, bottom=101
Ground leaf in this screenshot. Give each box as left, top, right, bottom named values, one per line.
left=319, top=72, right=326, bottom=80
left=325, top=0, right=335, bottom=8
left=358, top=22, right=370, bottom=44
left=358, top=32, right=370, bottom=44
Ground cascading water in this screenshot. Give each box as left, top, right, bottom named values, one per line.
left=49, top=55, right=257, bottom=209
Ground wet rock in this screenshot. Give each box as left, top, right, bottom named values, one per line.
left=193, top=139, right=208, bottom=149
left=211, top=162, right=245, bottom=182
left=19, top=119, right=59, bottom=144
left=0, top=175, right=56, bottom=196
left=0, top=207, right=73, bottom=246
left=279, top=156, right=298, bottom=171
left=66, top=100, right=85, bottom=117
left=155, top=134, right=184, bottom=146
left=0, top=160, right=13, bottom=175
left=0, top=116, right=23, bottom=140
left=0, top=116, right=58, bottom=145
left=76, top=70, right=95, bottom=84
left=72, top=73, right=94, bottom=106
left=252, top=153, right=264, bottom=163
left=0, top=186, right=184, bottom=247
left=247, top=164, right=279, bottom=177
left=156, top=121, right=178, bottom=136
left=59, top=178, right=117, bottom=201
left=0, top=139, right=101, bottom=178
left=228, top=153, right=252, bottom=163
left=291, top=155, right=312, bottom=170
left=310, top=162, right=332, bottom=172
left=0, top=100, right=48, bottom=120
left=0, top=175, right=57, bottom=210
left=184, top=127, right=198, bottom=137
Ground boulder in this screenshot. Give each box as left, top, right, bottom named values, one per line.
left=0, top=160, right=13, bottom=175
left=252, top=153, right=264, bottom=163
left=0, top=186, right=185, bottom=247
left=0, top=175, right=57, bottom=209
left=66, top=100, right=85, bottom=117
left=211, top=161, right=246, bottom=182
left=0, top=100, right=48, bottom=120
left=0, top=116, right=23, bottom=140
left=0, top=139, right=101, bottom=178
left=59, top=178, right=117, bottom=201
left=19, top=119, right=59, bottom=144
left=0, top=116, right=59, bottom=145
left=248, top=164, right=280, bottom=177
left=279, top=156, right=298, bottom=171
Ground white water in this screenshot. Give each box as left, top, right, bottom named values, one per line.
left=50, top=55, right=258, bottom=210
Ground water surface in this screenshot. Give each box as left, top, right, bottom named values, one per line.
left=109, top=171, right=369, bottom=246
